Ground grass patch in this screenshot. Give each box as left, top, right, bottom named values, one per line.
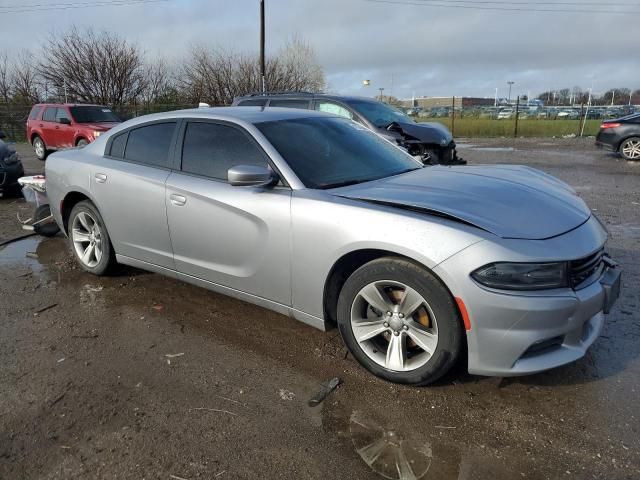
left=418, top=118, right=602, bottom=138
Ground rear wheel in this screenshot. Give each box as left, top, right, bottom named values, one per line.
left=67, top=200, right=117, bottom=275
left=620, top=137, right=640, bottom=161
left=337, top=257, right=463, bottom=385
left=32, top=136, right=47, bottom=161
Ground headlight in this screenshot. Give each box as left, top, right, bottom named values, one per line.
left=93, top=131, right=102, bottom=138
left=471, top=262, right=568, bottom=290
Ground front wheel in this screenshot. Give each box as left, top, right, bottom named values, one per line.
left=337, top=257, right=463, bottom=385
left=67, top=200, right=117, bottom=275
left=620, top=137, right=640, bottom=161
left=76, top=138, right=88, bottom=147
left=32, top=136, right=47, bottom=161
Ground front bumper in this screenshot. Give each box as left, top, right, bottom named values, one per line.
left=434, top=218, right=620, bottom=377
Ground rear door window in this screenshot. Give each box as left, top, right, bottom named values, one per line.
left=124, top=122, right=176, bottom=168
left=108, top=132, right=128, bottom=158
left=28, top=106, right=42, bottom=120
left=42, top=107, right=56, bottom=122
left=181, top=121, right=268, bottom=181
left=55, top=108, right=71, bottom=123
left=314, top=101, right=353, bottom=119
left=237, top=99, right=267, bottom=107
left=268, top=99, right=311, bottom=109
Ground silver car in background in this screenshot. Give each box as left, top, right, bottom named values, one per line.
left=45, top=107, right=621, bottom=385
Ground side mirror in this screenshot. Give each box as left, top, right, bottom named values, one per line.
left=58, top=118, right=71, bottom=125
left=228, top=164, right=276, bottom=187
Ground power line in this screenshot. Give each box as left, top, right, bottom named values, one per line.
left=364, top=0, right=640, bottom=14
left=0, top=0, right=171, bottom=14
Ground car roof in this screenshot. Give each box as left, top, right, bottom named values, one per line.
left=235, top=93, right=380, bottom=104
left=108, top=107, right=339, bottom=131
left=33, top=103, right=105, bottom=108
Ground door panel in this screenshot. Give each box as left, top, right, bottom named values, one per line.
left=91, top=158, right=175, bottom=270
left=166, top=172, right=292, bottom=305
left=55, top=108, right=75, bottom=148
left=40, top=107, right=57, bottom=146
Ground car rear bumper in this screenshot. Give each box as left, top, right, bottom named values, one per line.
left=595, top=131, right=619, bottom=151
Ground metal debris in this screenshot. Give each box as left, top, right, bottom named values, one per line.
left=308, top=377, right=341, bottom=407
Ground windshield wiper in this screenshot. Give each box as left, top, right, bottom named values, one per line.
left=320, top=179, right=368, bottom=189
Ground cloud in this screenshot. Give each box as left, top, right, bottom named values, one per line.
left=0, top=0, right=637, bottom=98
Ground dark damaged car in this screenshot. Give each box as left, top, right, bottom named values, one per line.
left=0, top=130, right=24, bottom=196
left=232, top=93, right=465, bottom=165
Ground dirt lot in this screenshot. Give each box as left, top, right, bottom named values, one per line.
left=1, top=138, right=639, bottom=480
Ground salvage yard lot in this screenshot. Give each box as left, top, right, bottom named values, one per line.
left=1, top=139, right=639, bottom=479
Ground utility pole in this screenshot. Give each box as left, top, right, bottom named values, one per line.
left=494, top=87, right=498, bottom=107
left=507, top=81, right=514, bottom=103
left=611, top=90, right=615, bottom=106
left=378, top=87, right=384, bottom=102
left=260, top=0, right=266, bottom=93
left=63, top=78, right=68, bottom=103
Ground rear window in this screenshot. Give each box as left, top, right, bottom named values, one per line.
left=42, top=107, right=56, bottom=122
left=70, top=106, right=120, bottom=123
left=268, top=99, right=310, bottom=109
left=237, top=99, right=267, bottom=107
left=124, top=122, right=176, bottom=168
left=28, top=106, right=42, bottom=120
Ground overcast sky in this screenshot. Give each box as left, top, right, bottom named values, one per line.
left=1, top=0, right=638, bottom=99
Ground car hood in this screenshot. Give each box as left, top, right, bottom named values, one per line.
left=80, top=122, right=120, bottom=131
left=331, top=165, right=591, bottom=240
left=393, top=121, right=453, bottom=145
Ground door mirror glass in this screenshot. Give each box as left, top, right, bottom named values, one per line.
left=58, top=117, right=71, bottom=125
left=228, top=164, right=275, bottom=187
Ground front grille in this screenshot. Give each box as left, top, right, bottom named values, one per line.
left=569, top=248, right=604, bottom=288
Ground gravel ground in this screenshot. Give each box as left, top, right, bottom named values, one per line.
left=1, top=138, right=639, bottom=480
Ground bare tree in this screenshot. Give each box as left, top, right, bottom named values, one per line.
left=0, top=52, right=11, bottom=105
left=39, top=28, right=146, bottom=107
left=179, top=36, right=325, bottom=105
left=140, top=58, right=174, bottom=106
left=11, top=51, right=40, bottom=104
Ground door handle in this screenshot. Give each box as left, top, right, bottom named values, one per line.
left=169, top=194, right=186, bottom=206
left=94, top=173, right=107, bottom=183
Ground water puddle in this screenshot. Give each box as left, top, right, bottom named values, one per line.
left=323, top=403, right=530, bottom=480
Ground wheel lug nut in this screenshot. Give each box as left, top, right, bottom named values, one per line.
left=383, top=322, right=389, bottom=328
left=398, top=313, right=404, bottom=318
left=386, top=311, right=392, bottom=316
left=393, top=331, right=400, bottom=336
left=403, top=325, right=408, bottom=331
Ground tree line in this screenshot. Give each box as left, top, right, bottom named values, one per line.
left=0, top=27, right=326, bottom=110
left=536, top=87, right=640, bottom=106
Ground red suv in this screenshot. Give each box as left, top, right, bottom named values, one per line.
left=26, top=103, right=121, bottom=160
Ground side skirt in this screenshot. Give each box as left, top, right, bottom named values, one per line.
left=115, top=254, right=327, bottom=331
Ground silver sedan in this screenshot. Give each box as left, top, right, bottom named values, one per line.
left=45, top=107, right=622, bottom=385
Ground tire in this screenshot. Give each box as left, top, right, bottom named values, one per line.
left=619, top=137, right=640, bottom=161
left=33, top=204, right=60, bottom=237
left=32, top=136, right=48, bottom=161
left=76, top=138, right=88, bottom=147
left=67, top=200, right=117, bottom=275
left=337, top=257, right=463, bottom=385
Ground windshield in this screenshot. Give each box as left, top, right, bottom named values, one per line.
left=256, top=117, right=421, bottom=189
left=69, top=106, right=120, bottom=123
left=344, top=99, right=415, bottom=128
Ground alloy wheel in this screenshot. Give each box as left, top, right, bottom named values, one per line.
left=71, top=211, right=103, bottom=268
left=622, top=139, right=640, bottom=160
left=34, top=138, right=45, bottom=158
left=350, top=280, right=438, bottom=372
